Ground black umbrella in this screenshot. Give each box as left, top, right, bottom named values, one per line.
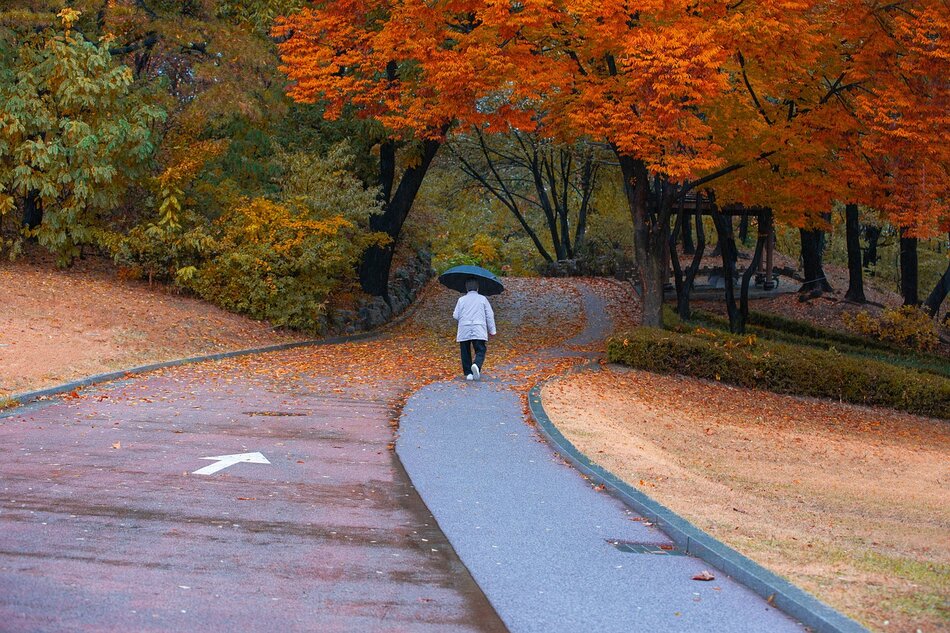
left=438, top=265, right=505, bottom=296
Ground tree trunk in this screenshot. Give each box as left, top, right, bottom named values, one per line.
left=680, top=209, right=706, bottom=319
left=640, top=248, right=666, bottom=329
left=531, top=152, right=567, bottom=261
left=617, top=153, right=671, bottom=328
left=574, top=154, right=595, bottom=252
left=559, top=205, right=572, bottom=259
left=739, top=210, right=771, bottom=333
left=900, top=230, right=919, bottom=306
left=863, top=225, right=881, bottom=272
left=924, top=236, right=950, bottom=316
left=22, top=190, right=42, bottom=230
left=670, top=205, right=705, bottom=320
left=799, top=227, right=833, bottom=294
left=714, top=213, right=737, bottom=267
left=844, top=203, right=866, bottom=303
left=358, top=138, right=441, bottom=300
left=670, top=208, right=685, bottom=314
left=711, top=207, right=740, bottom=332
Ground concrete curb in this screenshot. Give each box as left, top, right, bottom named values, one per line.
left=527, top=378, right=871, bottom=633
left=5, top=283, right=432, bottom=411
left=6, top=334, right=369, bottom=407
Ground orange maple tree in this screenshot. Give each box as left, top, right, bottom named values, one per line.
left=276, top=0, right=948, bottom=322
left=274, top=0, right=546, bottom=299
left=711, top=1, right=949, bottom=305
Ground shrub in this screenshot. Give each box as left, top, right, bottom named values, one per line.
left=685, top=307, right=950, bottom=378
left=843, top=306, right=940, bottom=353
left=436, top=252, right=502, bottom=276
left=471, top=234, right=500, bottom=267
left=692, top=308, right=887, bottom=351
left=187, top=196, right=384, bottom=332
left=109, top=143, right=384, bottom=332
left=607, top=327, right=950, bottom=419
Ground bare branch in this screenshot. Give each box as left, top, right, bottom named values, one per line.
left=737, top=49, right=774, bottom=126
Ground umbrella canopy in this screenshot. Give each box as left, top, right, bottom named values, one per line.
left=438, top=265, right=505, bottom=296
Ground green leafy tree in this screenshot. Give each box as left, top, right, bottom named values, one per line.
left=0, top=9, right=164, bottom=262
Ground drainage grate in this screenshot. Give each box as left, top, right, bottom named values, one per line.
left=609, top=540, right=686, bottom=556
left=243, top=411, right=309, bottom=417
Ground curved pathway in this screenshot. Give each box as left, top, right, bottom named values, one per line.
left=397, top=283, right=803, bottom=633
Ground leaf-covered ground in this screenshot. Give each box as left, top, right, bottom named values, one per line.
left=140, top=276, right=599, bottom=405
left=1, top=250, right=631, bottom=401
left=0, top=253, right=306, bottom=398
left=542, top=366, right=950, bottom=633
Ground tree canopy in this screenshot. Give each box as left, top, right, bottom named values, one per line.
left=0, top=8, right=164, bottom=262
left=0, top=0, right=946, bottom=330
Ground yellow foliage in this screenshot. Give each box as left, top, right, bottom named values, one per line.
left=187, top=196, right=387, bottom=332
left=56, top=8, right=80, bottom=30
left=217, top=197, right=357, bottom=253
left=843, top=306, right=939, bottom=352
left=471, top=234, right=500, bottom=265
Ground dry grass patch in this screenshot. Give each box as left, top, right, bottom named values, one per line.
left=542, top=366, right=950, bottom=633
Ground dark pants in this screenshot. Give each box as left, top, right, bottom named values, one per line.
left=459, top=339, right=487, bottom=376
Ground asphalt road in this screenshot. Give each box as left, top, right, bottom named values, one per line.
left=0, top=363, right=505, bottom=632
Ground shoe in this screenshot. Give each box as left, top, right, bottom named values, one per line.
left=466, top=374, right=474, bottom=381
left=471, top=364, right=480, bottom=381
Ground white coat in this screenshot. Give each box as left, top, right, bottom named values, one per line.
left=453, top=290, right=497, bottom=342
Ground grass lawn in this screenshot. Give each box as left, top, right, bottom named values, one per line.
left=542, top=365, right=949, bottom=633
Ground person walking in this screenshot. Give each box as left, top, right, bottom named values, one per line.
left=453, top=278, right=497, bottom=381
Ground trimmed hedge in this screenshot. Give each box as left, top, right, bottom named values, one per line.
left=681, top=308, right=950, bottom=379
left=607, top=327, right=950, bottom=419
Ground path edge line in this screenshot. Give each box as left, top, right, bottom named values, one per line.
left=5, top=282, right=433, bottom=412
left=527, top=378, right=870, bottom=633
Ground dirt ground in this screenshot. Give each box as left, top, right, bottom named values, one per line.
left=0, top=253, right=303, bottom=398
left=542, top=366, right=950, bottom=633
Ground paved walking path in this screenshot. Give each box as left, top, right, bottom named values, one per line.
left=397, top=285, right=804, bottom=633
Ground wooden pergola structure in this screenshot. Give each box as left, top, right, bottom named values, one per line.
left=677, top=192, right=777, bottom=290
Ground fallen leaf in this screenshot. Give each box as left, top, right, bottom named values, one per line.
left=692, top=571, right=715, bottom=581
left=111, top=441, right=121, bottom=449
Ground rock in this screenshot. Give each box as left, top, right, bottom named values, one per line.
left=357, top=297, right=392, bottom=331
left=542, top=259, right=582, bottom=277
left=387, top=247, right=434, bottom=318
left=346, top=247, right=434, bottom=334
left=330, top=309, right=357, bottom=331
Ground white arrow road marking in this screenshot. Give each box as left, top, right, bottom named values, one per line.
left=192, top=452, right=271, bottom=475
